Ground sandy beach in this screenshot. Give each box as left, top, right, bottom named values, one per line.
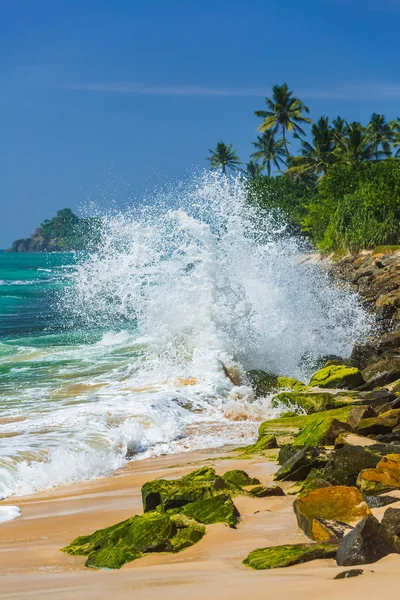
left=1, top=446, right=399, bottom=600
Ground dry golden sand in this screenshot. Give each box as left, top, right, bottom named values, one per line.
left=1, top=447, right=400, bottom=600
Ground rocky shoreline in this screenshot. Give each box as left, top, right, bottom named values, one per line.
left=55, top=247, right=400, bottom=576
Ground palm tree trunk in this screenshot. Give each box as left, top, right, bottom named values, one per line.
left=222, top=163, right=226, bottom=175
left=267, top=160, right=271, bottom=177
left=282, top=127, right=288, bottom=153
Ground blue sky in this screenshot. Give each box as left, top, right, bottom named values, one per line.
left=1, top=0, right=400, bottom=247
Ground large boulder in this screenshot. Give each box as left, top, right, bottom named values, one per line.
left=336, top=515, right=397, bottom=566
left=323, top=446, right=381, bottom=487
left=357, top=454, right=400, bottom=495
left=380, top=507, right=400, bottom=537
left=62, top=511, right=205, bottom=569
left=274, top=446, right=327, bottom=482
left=243, top=542, right=338, bottom=570
left=309, top=365, right=365, bottom=390
left=293, top=486, right=371, bottom=540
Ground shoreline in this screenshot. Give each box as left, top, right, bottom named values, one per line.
left=1, top=445, right=400, bottom=600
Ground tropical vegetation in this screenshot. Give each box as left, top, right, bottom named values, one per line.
left=207, top=82, right=400, bottom=252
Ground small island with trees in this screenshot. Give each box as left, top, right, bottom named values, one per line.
left=10, top=209, right=101, bottom=253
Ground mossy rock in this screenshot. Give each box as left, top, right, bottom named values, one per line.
left=271, top=391, right=342, bottom=414
left=357, top=454, right=400, bottom=495
left=294, top=417, right=353, bottom=447
left=309, top=365, right=365, bottom=390
left=298, top=469, right=332, bottom=495
left=180, top=494, right=240, bottom=528
left=141, top=470, right=228, bottom=513
left=276, top=376, right=307, bottom=391
left=237, top=435, right=278, bottom=456
left=221, top=469, right=260, bottom=489
left=243, top=542, right=337, bottom=570
left=275, top=446, right=327, bottom=482
left=258, top=406, right=357, bottom=440
left=323, top=445, right=381, bottom=487
left=248, top=484, right=285, bottom=498
left=356, top=416, right=397, bottom=436
left=293, top=486, right=371, bottom=540
left=141, top=467, right=258, bottom=513
left=62, top=511, right=205, bottom=569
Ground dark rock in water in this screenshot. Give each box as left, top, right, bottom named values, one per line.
left=334, top=569, right=364, bottom=579
left=323, top=445, right=381, bottom=487
left=336, top=515, right=396, bottom=566
left=180, top=494, right=240, bottom=527
left=243, top=542, right=338, bottom=570
left=248, top=484, right=285, bottom=498
left=293, top=486, right=370, bottom=541
left=356, top=416, right=397, bottom=436
left=365, top=494, right=399, bottom=508
left=222, top=469, right=260, bottom=488
left=275, top=446, right=328, bottom=482
left=246, top=370, right=279, bottom=395
left=62, top=511, right=205, bottom=569
left=380, top=507, right=400, bottom=537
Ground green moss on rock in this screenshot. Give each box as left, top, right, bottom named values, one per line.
left=258, top=406, right=360, bottom=441
left=62, top=511, right=206, bottom=569
left=248, top=484, right=285, bottom=498
left=243, top=542, right=337, bottom=570
left=180, top=494, right=240, bottom=527
left=294, top=417, right=352, bottom=447
left=222, top=469, right=260, bottom=488
left=309, top=365, right=365, bottom=390
left=237, top=435, right=278, bottom=456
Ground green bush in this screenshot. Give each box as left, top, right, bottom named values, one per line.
left=304, top=159, right=400, bottom=252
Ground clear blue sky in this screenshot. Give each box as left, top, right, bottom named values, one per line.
left=1, top=0, right=400, bottom=247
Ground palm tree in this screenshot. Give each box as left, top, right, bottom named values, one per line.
left=332, top=116, right=346, bottom=150
left=207, top=142, right=241, bottom=174
left=389, top=117, right=400, bottom=157
left=366, top=113, right=393, bottom=159
left=255, top=83, right=312, bottom=152
left=251, top=131, right=286, bottom=176
left=287, top=116, right=335, bottom=181
left=334, top=122, right=375, bottom=163
left=245, top=160, right=264, bottom=179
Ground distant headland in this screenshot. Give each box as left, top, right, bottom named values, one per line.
left=8, top=209, right=101, bottom=252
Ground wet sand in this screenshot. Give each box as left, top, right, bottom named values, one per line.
left=1, top=446, right=400, bottom=600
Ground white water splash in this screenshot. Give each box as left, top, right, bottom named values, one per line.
left=0, top=172, right=371, bottom=498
